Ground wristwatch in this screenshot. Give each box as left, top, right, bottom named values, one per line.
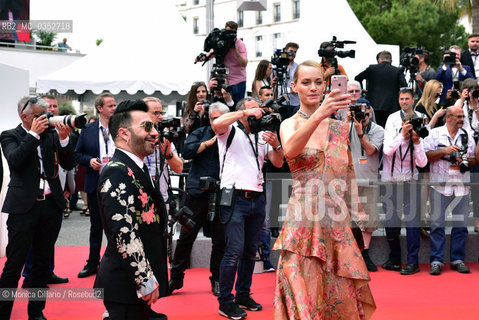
left=273, top=144, right=282, bottom=152
left=165, top=153, right=174, bottom=160
left=358, top=133, right=364, bottom=138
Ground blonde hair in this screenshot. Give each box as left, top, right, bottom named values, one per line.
left=293, top=60, right=324, bottom=84
left=416, top=80, right=442, bottom=118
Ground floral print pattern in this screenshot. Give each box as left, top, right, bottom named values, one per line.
left=273, top=120, right=376, bottom=319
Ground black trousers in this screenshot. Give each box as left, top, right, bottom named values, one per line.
left=0, top=196, right=62, bottom=319
left=104, top=300, right=149, bottom=320
left=86, top=191, right=103, bottom=268
left=170, top=193, right=225, bottom=282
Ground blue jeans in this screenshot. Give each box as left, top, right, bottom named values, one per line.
left=429, top=188, right=468, bottom=264
left=218, top=194, right=265, bottom=304
left=231, top=81, right=246, bottom=104
left=382, top=182, right=421, bottom=264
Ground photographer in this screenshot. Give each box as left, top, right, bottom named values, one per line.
left=381, top=88, right=428, bottom=275
left=207, top=77, right=235, bottom=111
left=454, top=79, right=479, bottom=232
left=435, top=45, right=474, bottom=106
left=212, top=97, right=283, bottom=319
left=423, top=106, right=478, bottom=275
left=183, top=81, right=210, bottom=134
left=168, top=102, right=228, bottom=297
left=346, top=104, right=384, bottom=272
left=223, top=21, right=248, bottom=103
left=319, top=41, right=348, bottom=91
left=336, top=80, right=376, bottom=123
left=275, top=42, right=300, bottom=116
left=258, top=86, right=273, bottom=103
left=143, top=97, right=183, bottom=202
left=415, top=50, right=436, bottom=98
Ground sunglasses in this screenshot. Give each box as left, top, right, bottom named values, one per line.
left=127, top=121, right=155, bottom=132
left=21, top=96, right=41, bottom=114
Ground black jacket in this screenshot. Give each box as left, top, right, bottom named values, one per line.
left=94, top=149, right=168, bottom=304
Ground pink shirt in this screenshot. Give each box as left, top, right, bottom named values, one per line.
left=223, top=38, right=247, bottom=85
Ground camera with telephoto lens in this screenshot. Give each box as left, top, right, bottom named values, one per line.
left=409, top=117, right=429, bottom=138
left=248, top=112, right=282, bottom=134
left=39, top=111, right=88, bottom=134
left=317, top=36, right=356, bottom=63
left=400, top=47, right=422, bottom=71
left=262, top=98, right=286, bottom=114
left=469, top=89, right=479, bottom=100
left=449, top=133, right=470, bottom=173
left=200, top=176, right=220, bottom=222
left=169, top=205, right=196, bottom=232
left=156, top=118, right=186, bottom=145
left=349, top=103, right=368, bottom=122
left=443, top=51, right=457, bottom=66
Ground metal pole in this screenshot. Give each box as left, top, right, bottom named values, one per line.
left=205, top=0, right=214, bottom=80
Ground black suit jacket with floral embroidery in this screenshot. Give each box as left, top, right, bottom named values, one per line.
left=94, top=149, right=168, bottom=304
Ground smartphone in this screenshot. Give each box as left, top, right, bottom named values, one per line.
left=331, top=75, right=348, bottom=94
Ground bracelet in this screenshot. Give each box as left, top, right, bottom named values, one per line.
left=165, top=153, right=174, bottom=160
left=202, top=142, right=208, bottom=149
left=273, top=144, right=282, bottom=152
left=358, top=133, right=364, bottom=138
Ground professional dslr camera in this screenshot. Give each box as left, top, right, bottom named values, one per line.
left=199, top=100, right=211, bottom=113
left=349, top=103, right=368, bottom=122
left=449, top=133, right=470, bottom=173
left=443, top=51, right=457, bottom=66
left=200, top=176, right=221, bottom=221
left=409, top=117, right=429, bottom=139
left=248, top=103, right=282, bottom=134
left=210, top=64, right=232, bottom=93
left=39, top=111, right=88, bottom=134
left=400, top=47, right=422, bottom=72
left=156, top=117, right=186, bottom=145
left=168, top=200, right=196, bottom=232
left=317, top=36, right=356, bottom=67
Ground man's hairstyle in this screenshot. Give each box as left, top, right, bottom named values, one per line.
left=17, top=96, right=48, bottom=116
left=347, top=80, right=361, bottom=91
left=417, top=49, right=430, bottom=64
left=284, top=42, right=299, bottom=51
left=399, top=87, right=414, bottom=97
left=320, top=41, right=332, bottom=49
left=143, top=96, right=162, bottom=109
left=293, top=60, right=323, bottom=84
left=41, top=94, right=56, bottom=100
left=236, top=96, right=259, bottom=111
left=460, top=78, right=479, bottom=91
left=225, top=21, right=238, bottom=30
left=209, top=102, right=230, bottom=117
left=259, top=86, right=272, bottom=96
left=469, top=33, right=479, bottom=39
left=449, top=45, right=461, bottom=52
left=378, top=51, right=392, bottom=62
left=109, top=100, right=148, bottom=141
left=94, top=92, right=114, bottom=111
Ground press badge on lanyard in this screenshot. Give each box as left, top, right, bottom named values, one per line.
left=449, top=164, right=460, bottom=176
left=359, top=157, right=368, bottom=165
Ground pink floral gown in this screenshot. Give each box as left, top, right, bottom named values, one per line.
left=273, top=119, right=376, bottom=319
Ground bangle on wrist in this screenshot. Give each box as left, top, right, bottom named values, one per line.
left=165, top=153, right=174, bottom=160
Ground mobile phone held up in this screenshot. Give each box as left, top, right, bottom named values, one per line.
left=331, top=75, right=347, bottom=94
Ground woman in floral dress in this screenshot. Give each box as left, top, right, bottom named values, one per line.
left=273, top=60, right=376, bottom=319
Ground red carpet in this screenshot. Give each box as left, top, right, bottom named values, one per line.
left=1, top=246, right=479, bottom=319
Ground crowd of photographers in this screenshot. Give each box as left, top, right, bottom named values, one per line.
left=3, top=21, right=479, bottom=320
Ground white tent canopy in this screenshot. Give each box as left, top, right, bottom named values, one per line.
left=36, top=0, right=204, bottom=100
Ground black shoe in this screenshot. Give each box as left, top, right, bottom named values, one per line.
left=219, top=302, right=247, bottom=320
left=48, top=273, right=69, bottom=284
left=451, top=262, right=470, bottom=274
left=429, top=264, right=442, bottom=276
left=77, top=265, right=98, bottom=278
left=400, top=263, right=420, bottom=275
left=167, top=279, right=183, bottom=296
left=28, top=313, right=47, bottom=320
left=235, top=295, right=262, bottom=311
left=148, top=308, right=167, bottom=320
left=210, top=279, right=220, bottom=296
left=419, top=227, right=430, bottom=240
left=382, top=260, right=401, bottom=271
left=361, top=250, right=377, bottom=272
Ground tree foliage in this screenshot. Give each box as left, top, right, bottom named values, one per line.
left=348, top=0, right=469, bottom=68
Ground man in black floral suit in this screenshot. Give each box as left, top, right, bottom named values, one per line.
left=94, top=100, right=168, bottom=320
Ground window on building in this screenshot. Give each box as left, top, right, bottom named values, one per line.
left=256, top=11, right=263, bottom=25
left=238, top=10, right=244, bottom=27
left=273, top=33, right=282, bottom=50
left=193, top=17, right=199, bottom=34
left=273, top=3, right=281, bottom=22
left=256, top=35, right=263, bottom=57
left=193, top=0, right=199, bottom=5
left=293, top=0, right=300, bottom=19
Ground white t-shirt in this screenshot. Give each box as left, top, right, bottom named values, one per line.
left=217, top=122, right=271, bottom=192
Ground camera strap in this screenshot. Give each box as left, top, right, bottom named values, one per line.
left=236, top=121, right=261, bottom=173
left=220, top=125, right=236, bottom=179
